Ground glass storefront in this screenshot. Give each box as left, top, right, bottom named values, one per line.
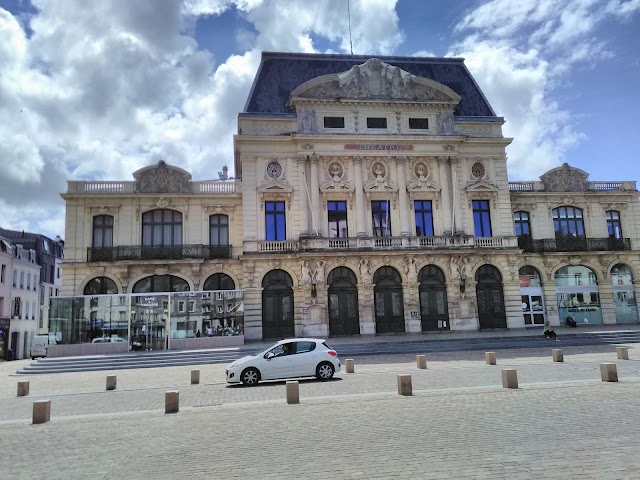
left=519, top=266, right=545, bottom=326
left=49, top=290, right=244, bottom=350
left=611, top=264, right=639, bottom=324
left=555, top=265, right=602, bottom=325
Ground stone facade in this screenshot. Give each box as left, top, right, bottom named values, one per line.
left=59, top=53, right=640, bottom=342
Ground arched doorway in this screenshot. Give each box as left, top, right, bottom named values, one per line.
left=555, top=265, right=602, bottom=325
left=373, top=267, right=405, bottom=333
left=203, top=273, right=235, bottom=291
left=328, top=267, right=360, bottom=336
left=262, top=270, right=294, bottom=339
left=519, top=266, right=545, bottom=326
left=418, top=265, right=449, bottom=331
left=475, top=265, right=506, bottom=329
left=611, top=264, right=639, bottom=324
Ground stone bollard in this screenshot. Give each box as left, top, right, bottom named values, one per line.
left=165, top=390, right=179, bottom=414
left=501, top=369, right=518, bottom=389
left=191, top=369, right=200, bottom=385
left=106, top=375, right=117, bottom=391
left=32, top=400, right=51, bottom=424
left=17, top=381, right=30, bottom=397
left=416, top=355, right=427, bottom=370
left=485, top=352, right=496, bottom=365
left=616, top=346, right=629, bottom=360
left=552, top=349, right=564, bottom=363
left=286, top=381, right=299, bottom=404
left=345, top=359, right=355, bottom=374
left=397, top=374, right=413, bottom=396
left=600, top=363, right=618, bottom=382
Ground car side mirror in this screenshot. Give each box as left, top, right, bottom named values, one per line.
left=265, top=352, right=275, bottom=360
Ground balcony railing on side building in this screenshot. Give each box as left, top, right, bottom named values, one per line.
left=517, top=236, right=631, bottom=253
left=67, top=180, right=240, bottom=194
left=508, top=181, right=636, bottom=192
left=87, top=244, right=232, bottom=262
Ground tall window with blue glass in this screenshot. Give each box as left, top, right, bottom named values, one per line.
left=472, top=200, right=492, bottom=237
left=414, top=200, right=434, bottom=236
left=265, top=201, right=286, bottom=241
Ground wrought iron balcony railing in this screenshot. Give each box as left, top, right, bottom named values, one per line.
left=518, top=236, right=631, bottom=253
left=87, top=244, right=232, bottom=262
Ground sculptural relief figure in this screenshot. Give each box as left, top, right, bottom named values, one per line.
left=330, top=162, right=343, bottom=181
left=403, top=257, right=417, bottom=280
left=437, top=111, right=458, bottom=135
left=301, top=260, right=312, bottom=284
left=298, top=108, right=318, bottom=133
left=359, top=258, right=372, bottom=282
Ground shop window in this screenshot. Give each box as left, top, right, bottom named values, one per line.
left=132, top=275, right=189, bottom=293
left=553, top=206, right=585, bottom=238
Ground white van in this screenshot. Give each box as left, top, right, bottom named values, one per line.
left=30, top=335, right=49, bottom=359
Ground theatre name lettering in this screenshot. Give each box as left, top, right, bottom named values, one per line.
left=344, top=144, right=414, bottom=151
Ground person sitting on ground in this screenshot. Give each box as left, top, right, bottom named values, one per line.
left=543, top=321, right=558, bottom=340
left=565, top=315, right=577, bottom=327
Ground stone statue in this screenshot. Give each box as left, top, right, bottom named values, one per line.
left=298, top=109, right=317, bottom=133
left=437, top=111, right=458, bottom=135
left=301, top=260, right=312, bottom=284
left=359, top=259, right=372, bottom=282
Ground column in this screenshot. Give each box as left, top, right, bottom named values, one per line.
left=354, top=156, right=367, bottom=237
left=297, top=156, right=309, bottom=236
left=396, top=156, right=410, bottom=237
left=450, top=157, right=463, bottom=234
left=310, top=155, right=321, bottom=237
left=438, top=157, right=452, bottom=235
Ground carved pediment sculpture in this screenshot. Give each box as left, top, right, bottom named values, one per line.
left=364, top=158, right=398, bottom=192
left=320, top=159, right=353, bottom=192
left=540, top=163, right=589, bottom=192
left=289, top=58, right=461, bottom=104
left=464, top=180, right=498, bottom=193
left=133, top=161, right=192, bottom=194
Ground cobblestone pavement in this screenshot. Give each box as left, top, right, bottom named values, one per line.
left=1, top=344, right=639, bottom=479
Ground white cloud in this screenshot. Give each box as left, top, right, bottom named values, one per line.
left=451, top=0, right=640, bottom=179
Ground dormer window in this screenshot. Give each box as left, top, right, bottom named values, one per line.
left=324, top=116, right=345, bottom=129
left=367, top=117, right=387, bottom=129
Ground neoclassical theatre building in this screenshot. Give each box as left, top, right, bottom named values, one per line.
left=60, top=52, right=640, bottom=343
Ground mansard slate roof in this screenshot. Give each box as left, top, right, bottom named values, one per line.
left=244, top=52, right=496, bottom=117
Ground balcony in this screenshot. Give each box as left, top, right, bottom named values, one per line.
left=299, top=235, right=519, bottom=252
left=87, top=245, right=232, bottom=262
left=518, top=237, right=632, bottom=253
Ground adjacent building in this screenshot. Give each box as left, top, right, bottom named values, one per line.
left=57, top=52, right=640, bottom=349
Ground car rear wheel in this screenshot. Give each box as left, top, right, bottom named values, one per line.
left=241, top=367, right=260, bottom=385
left=316, top=362, right=335, bottom=380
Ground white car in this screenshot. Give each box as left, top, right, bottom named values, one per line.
left=226, top=338, right=341, bottom=385
left=91, top=336, right=127, bottom=343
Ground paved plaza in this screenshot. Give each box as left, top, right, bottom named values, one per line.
left=1, top=343, right=639, bottom=479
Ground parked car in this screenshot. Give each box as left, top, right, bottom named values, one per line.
left=226, top=338, right=341, bottom=385
left=91, top=336, right=127, bottom=343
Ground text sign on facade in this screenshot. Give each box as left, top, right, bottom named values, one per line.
left=344, top=144, right=414, bottom=151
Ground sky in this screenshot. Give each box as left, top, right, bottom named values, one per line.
left=0, top=0, right=639, bottom=240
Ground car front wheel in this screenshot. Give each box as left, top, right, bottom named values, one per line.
left=241, top=367, right=260, bottom=385
left=316, top=362, right=335, bottom=380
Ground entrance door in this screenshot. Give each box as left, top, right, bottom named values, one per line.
left=10, top=331, right=19, bottom=360
left=418, top=265, right=449, bottom=331
left=262, top=270, right=294, bottom=339
left=328, top=267, right=360, bottom=336
left=374, top=267, right=405, bottom=333
left=521, top=289, right=545, bottom=326
left=131, top=295, right=168, bottom=351
left=475, top=265, right=507, bottom=329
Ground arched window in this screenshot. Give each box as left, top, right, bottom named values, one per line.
left=552, top=206, right=585, bottom=238
left=518, top=266, right=541, bottom=287
left=203, top=273, right=235, bottom=291
left=142, top=209, right=182, bottom=246
left=209, top=214, right=229, bottom=246
left=92, top=215, right=114, bottom=248
left=606, top=211, right=622, bottom=239
left=132, top=275, right=190, bottom=293
left=84, top=277, right=118, bottom=295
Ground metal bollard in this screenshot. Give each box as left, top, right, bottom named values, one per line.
left=552, top=349, right=564, bottom=363
left=286, top=381, right=300, bottom=404
left=32, top=400, right=51, bottom=424
left=600, top=363, right=618, bottom=382
left=191, top=369, right=200, bottom=385
left=17, top=381, right=30, bottom=397
left=397, top=374, right=412, bottom=396
left=165, top=391, right=179, bottom=414
left=485, top=352, right=496, bottom=365
left=416, top=355, right=427, bottom=369
left=616, top=346, right=629, bottom=360
left=106, top=375, right=117, bottom=391
left=345, top=359, right=354, bottom=374
left=501, top=369, right=518, bottom=389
